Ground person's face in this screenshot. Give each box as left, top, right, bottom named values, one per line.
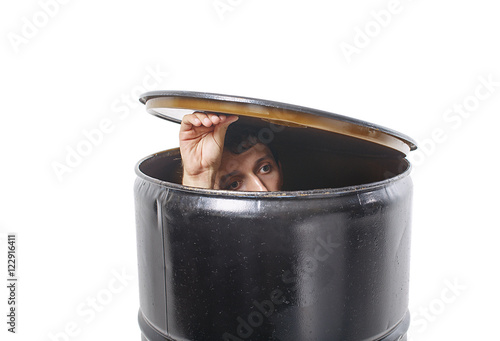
left=214, top=143, right=283, bottom=192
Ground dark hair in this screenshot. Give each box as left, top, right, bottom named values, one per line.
left=224, top=124, right=279, bottom=162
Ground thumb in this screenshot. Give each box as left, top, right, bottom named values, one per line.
left=221, top=114, right=239, bottom=127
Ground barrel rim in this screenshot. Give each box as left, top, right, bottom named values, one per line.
left=134, top=148, right=412, bottom=198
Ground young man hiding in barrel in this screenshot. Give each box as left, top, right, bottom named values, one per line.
left=179, top=112, right=283, bottom=191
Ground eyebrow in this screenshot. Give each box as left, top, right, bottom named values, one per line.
left=255, top=155, right=272, bottom=166
left=253, top=154, right=274, bottom=172
left=219, top=171, right=239, bottom=187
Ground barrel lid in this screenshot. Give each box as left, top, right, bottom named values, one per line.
left=139, top=90, right=417, bottom=156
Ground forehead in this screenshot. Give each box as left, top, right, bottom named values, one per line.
left=218, top=143, right=274, bottom=174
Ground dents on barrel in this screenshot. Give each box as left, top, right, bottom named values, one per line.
left=352, top=191, right=385, bottom=221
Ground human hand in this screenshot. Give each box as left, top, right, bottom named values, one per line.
left=179, top=112, right=238, bottom=188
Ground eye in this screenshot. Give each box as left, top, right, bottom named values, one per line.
left=260, top=164, right=272, bottom=174
left=227, top=180, right=241, bottom=190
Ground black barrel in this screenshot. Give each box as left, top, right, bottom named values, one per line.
left=134, top=91, right=415, bottom=341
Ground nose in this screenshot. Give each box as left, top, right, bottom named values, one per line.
left=246, top=174, right=268, bottom=192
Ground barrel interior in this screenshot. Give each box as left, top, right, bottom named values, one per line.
left=139, top=117, right=410, bottom=191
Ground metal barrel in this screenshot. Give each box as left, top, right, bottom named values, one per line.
left=134, top=148, right=412, bottom=341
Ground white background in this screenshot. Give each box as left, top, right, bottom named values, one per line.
left=1, top=0, right=499, bottom=340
